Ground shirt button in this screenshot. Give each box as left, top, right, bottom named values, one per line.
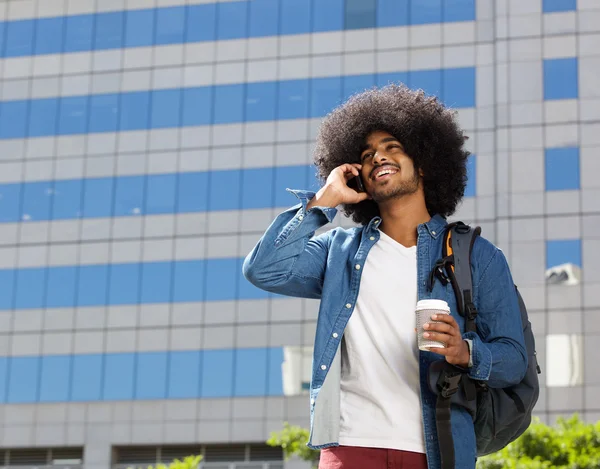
left=311, top=399, right=315, bottom=405
left=298, top=215, right=304, bottom=221
left=369, top=236, right=375, bottom=241
left=355, top=264, right=361, bottom=270
left=321, top=364, right=327, bottom=370
left=345, top=303, right=352, bottom=309
left=432, top=230, right=436, bottom=235
left=332, top=332, right=339, bottom=338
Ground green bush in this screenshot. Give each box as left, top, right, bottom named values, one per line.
left=267, top=422, right=320, bottom=467
left=133, top=455, right=202, bottom=469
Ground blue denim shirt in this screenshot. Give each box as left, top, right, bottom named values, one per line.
left=243, top=190, right=528, bottom=469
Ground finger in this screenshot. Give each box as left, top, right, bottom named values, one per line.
left=354, top=191, right=370, bottom=202
left=423, top=322, right=454, bottom=334
left=422, top=331, right=455, bottom=344
left=430, top=314, right=459, bottom=327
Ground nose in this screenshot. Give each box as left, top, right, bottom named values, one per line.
left=373, top=150, right=388, bottom=166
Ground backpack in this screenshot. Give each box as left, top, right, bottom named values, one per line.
left=427, top=222, right=541, bottom=469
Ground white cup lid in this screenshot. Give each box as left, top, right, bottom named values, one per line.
left=415, top=299, right=450, bottom=312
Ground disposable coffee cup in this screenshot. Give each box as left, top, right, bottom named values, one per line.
left=416, top=299, right=451, bottom=351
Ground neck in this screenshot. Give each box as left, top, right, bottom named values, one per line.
left=377, top=193, right=431, bottom=248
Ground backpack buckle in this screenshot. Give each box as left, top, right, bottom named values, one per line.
left=437, top=370, right=463, bottom=399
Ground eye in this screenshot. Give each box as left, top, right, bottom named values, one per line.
left=387, top=144, right=401, bottom=151
left=361, top=152, right=374, bottom=162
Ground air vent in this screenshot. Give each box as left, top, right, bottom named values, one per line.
left=249, top=445, right=282, bottom=461
left=204, top=445, right=245, bottom=462
left=115, top=446, right=158, bottom=464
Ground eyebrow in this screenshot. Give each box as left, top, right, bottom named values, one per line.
left=360, top=137, right=400, bottom=154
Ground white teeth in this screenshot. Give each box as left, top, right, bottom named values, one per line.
left=376, top=169, right=396, bottom=178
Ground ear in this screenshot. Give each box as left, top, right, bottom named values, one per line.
left=418, top=168, right=425, bottom=177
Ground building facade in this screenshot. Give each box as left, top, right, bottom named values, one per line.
left=0, top=0, right=597, bottom=467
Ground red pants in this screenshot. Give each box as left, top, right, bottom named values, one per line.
left=319, top=446, right=428, bottom=469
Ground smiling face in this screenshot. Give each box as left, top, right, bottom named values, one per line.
left=359, top=130, right=421, bottom=203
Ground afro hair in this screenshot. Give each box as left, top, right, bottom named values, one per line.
left=312, top=84, right=470, bottom=225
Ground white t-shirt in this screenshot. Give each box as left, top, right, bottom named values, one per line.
left=339, top=230, right=425, bottom=453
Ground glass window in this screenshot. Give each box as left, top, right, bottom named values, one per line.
left=151, top=89, right=181, bottom=129
left=443, top=0, right=475, bottom=22
left=214, top=84, right=244, bottom=124
left=343, top=75, right=376, bottom=103
left=155, top=6, right=185, bottom=45
left=281, top=346, right=312, bottom=396
left=235, top=348, right=268, bottom=396
left=377, top=0, right=409, bottom=27
left=208, top=169, right=241, bottom=211
left=5, top=19, right=34, bottom=57
left=29, top=98, right=58, bottom=137
left=546, top=334, right=583, bottom=387
left=443, top=67, right=476, bottom=108
left=120, top=91, right=151, bottom=131
left=543, top=0, right=576, bottom=13
left=268, top=348, right=284, bottom=395
left=547, top=239, right=582, bottom=269
left=0, top=270, right=16, bottom=310
left=146, top=174, right=177, bottom=215
left=77, top=265, right=109, bottom=307
left=376, top=71, right=409, bottom=87
left=182, top=87, right=213, bottom=126
left=173, top=260, right=205, bottom=303
left=313, top=0, right=344, bottom=32
left=410, top=0, right=442, bottom=25
left=71, top=354, right=103, bottom=401
left=241, top=167, right=274, bottom=210
left=15, top=268, right=46, bottom=310
left=307, top=165, right=322, bottom=193
left=21, top=181, right=52, bottom=222
left=205, top=258, right=238, bottom=302
left=125, top=9, right=155, bottom=48
left=46, top=266, right=77, bottom=308
left=201, top=349, right=234, bottom=397
left=114, top=175, right=145, bottom=217
left=103, top=353, right=135, bottom=400
left=250, top=0, right=279, bottom=37
left=94, top=11, right=125, bottom=50
left=0, top=357, right=7, bottom=402
left=465, top=155, right=476, bottom=197
left=140, top=262, right=173, bottom=304
left=274, top=166, right=309, bottom=207
left=83, top=177, right=114, bottom=218
left=0, top=100, right=28, bottom=139
left=217, top=1, right=248, bottom=40
left=238, top=258, right=269, bottom=300
left=8, top=357, right=40, bottom=403
left=0, top=183, right=21, bottom=222
left=278, top=79, right=310, bottom=120
left=89, top=93, right=119, bottom=133
left=544, top=58, right=578, bottom=100
left=53, top=179, right=83, bottom=220
left=310, top=77, right=342, bottom=118
left=136, top=352, right=168, bottom=399
left=545, top=147, right=580, bottom=191
left=246, top=82, right=277, bottom=122
left=109, top=263, right=140, bottom=305
left=65, top=14, right=94, bottom=53
left=280, top=0, right=311, bottom=35
left=35, top=17, right=64, bottom=55
left=345, top=0, right=376, bottom=30
left=186, top=4, right=217, bottom=42
left=177, top=172, right=209, bottom=213
left=168, top=351, right=201, bottom=398
left=39, top=356, right=71, bottom=402
left=59, top=96, right=89, bottom=135
left=410, top=69, right=442, bottom=98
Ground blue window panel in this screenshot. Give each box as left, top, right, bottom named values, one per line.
left=241, top=167, right=274, bottom=210
left=307, top=165, right=322, bottom=193
left=274, top=166, right=309, bottom=206
left=168, top=351, right=201, bottom=398
left=209, top=169, right=241, bottom=211
left=238, top=258, right=269, bottom=300
left=543, top=0, right=577, bottom=13
left=120, top=91, right=151, bottom=131
left=377, top=71, right=409, bottom=87
left=83, top=177, right=114, bottom=218
left=182, top=87, right=213, bottom=126
left=29, top=98, right=59, bottom=137
left=35, top=17, right=64, bottom=55
left=15, top=268, right=46, bottom=310
left=65, top=15, right=94, bottom=53
left=547, top=239, right=582, bottom=269
left=22, top=181, right=52, bottom=222
left=310, top=77, right=342, bottom=118
left=313, top=0, right=344, bottom=32
left=0, top=270, right=16, bottom=310
left=465, top=155, right=476, bottom=197
left=343, top=75, right=376, bottom=102
left=8, top=357, right=39, bottom=403
left=377, top=0, right=409, bottom=27
left=52, top=179, right=83, bottom=220
left=246, top=82, right=277, bottom=122
left=89, top=94, right=119, bottom=133
left=0, top=183, right=21, bottom=223
left=410, top=69, right=442, bottom=97
left=544, top=58, right=578, bottom=100
left=235, top=348, right=267, bottom=396
left=39, top=356, right=71, bottom=402
left=177, top=172, right=209, bottom=213
left=114, top=175, right=145, bottom=217
left=156, top=6, right=185, bottom=45
left=0, top=357, right=7, bottom=402
left=345, top=0, right=377, bottom=30
left=77, top=265, right=109, bottom=307
left=59, top=96, right=89, bottom=135
left=146, top=174, right=177, bottom=214
left=280, top=0, right=311, bottom=35
left=109, top=264, right=140, bottom=305
left=5, top=20, right=34, bottom=57
left=125, top=9, right=155, bottom=48
left=214, top=84, right=244, bottom=124
left=545, top=147, right=580, bottom=191
left=94, top=11, right=124, bottom=50
left=206, top=258, right=239, bottom=301
left=250, top=0, right=280, bottom=37
left=443, top=67, right=476, bottom=108
left=278, top=80, right=310, bottom=120
left=217, top=1, right=248, bottom=40
left=141, top=262, right=172, bottom=304
left=46, top=266, right=77, bottom=308
left=443, top=0, right=476, bottom=22
left=136, top=352, right=168, bottom=399
left=72, top=354, right=103, bottom=401
left=267, top=348, right=284, bottom=395
left=103, top=353, right=135, bottom=400
left=411, top=0, right=442, bottom=24
left=201, top=349, right=234, bottom=397
left=0, top=100, right=28, bottom=139
left=186, top=4, right=217, bottom=42
left=151, top=89, right=181, bottom=128
left=173, top=260, right=205, bottom=303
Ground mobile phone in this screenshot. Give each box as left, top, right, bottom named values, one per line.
left=347, top=174, right=365, bottom=193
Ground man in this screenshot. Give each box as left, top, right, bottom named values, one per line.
left=243, top=85, right=527, bottom=469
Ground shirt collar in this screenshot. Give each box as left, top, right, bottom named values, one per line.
left=365, top=214, right=447, bottom=238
